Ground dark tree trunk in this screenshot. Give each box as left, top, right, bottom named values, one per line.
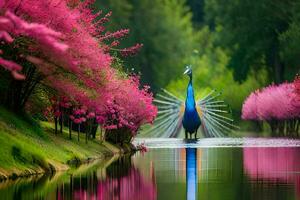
left=274, top=61, right=284, bottom=84
left=90, top=119, right=98, bottom=139
left=266, top=39, right=285, bottom=84
left=69, top=120, right=72, bottom=139
left=1, top=64, right=43, bottom=113
left=85, top=129, right=88, bottom=144
left=100, top=127, right=103, bottom=141
left=59, top=114, right=63, bottom=134
left=54, top=117, right=58, bottom=135
left=78, top=124, right=80, bottom=142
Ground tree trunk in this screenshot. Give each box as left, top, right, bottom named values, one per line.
left=270, top=42, right=284, bottom=84
left=69, top=120, right=72, bottom=139
left=85, top=130, right=88, bottom=144
left=4, top=66, right=41, bottom=113
left=78, top=124, right=80, bottom=142
left=90, top=119, right=98, bottom=139
left=274, top=60, right=284, bottom=84
left=59, top=114, right=63, bottom=134
left=54, top=117, right=58, bottom=135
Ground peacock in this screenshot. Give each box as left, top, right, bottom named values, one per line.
left=143, top=65, right=237, bottom=138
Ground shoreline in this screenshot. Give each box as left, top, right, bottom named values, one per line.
left=0, top=107, right=136, bottom=182
left=0, top=141, right=136, bottom=182
left=0, top=153, right=122, bottom=193
left=0, top=141, right=127, bottom=182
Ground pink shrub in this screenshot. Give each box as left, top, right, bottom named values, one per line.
left=242, top=91, right=259, bottom=120
left=242, top=77, right=300, bottom=136
left=292, top=76, right=300, bottom=117
left=242, top=81, right=300, bottom=121
left=256, top=83, right=295, bottom=120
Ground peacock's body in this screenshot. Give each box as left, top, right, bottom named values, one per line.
left=143, top=66, right=237, bottom=138
left=182, top=68, right=201, bottom=138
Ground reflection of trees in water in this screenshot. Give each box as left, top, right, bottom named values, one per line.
left=0, top=174, right=54, bottom=200
left=244, top=147, right=300, bottom=199
left=0, top=156, right=156, bottom=200
left=69, top=156, right=156, bottom=200
left=95, top=167, right=156, bottom=200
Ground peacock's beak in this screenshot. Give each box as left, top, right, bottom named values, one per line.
left=183, top=68, right=189, bottom=75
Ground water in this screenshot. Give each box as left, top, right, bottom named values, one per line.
left=1, top=138, right=300, bottom=200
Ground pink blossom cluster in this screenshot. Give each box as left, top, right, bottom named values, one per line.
left=293, top=76, right=300, bottom=114
left=97, top=76, right=157, bottom=135
left=0, top=10, right=68, bottom=79
left=0, top=0, right=140, bottom=93
left=242, top=80, right=300, bottom=121
left=47, top=75, right=157, bottom=135
left=1, top=0, right=156, bottom=135
left=44, top=97, right=70, bottom=119
left=120, top=43, right=144, bottom=57
left=100, top=29, right=130, bottom=40
left=70, top=108, right=87, bottom=124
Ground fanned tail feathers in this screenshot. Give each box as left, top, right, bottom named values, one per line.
left=141, top=89, right=238, bottom=138
left=141, top=89, right=183, bottom=138
left=197, top=90, right=239, bottom=137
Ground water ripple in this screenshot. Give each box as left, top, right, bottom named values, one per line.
left=133, top=138, right=300, bottom=148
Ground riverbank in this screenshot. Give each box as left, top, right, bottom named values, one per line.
left=0, top=154, right=121, bottom=199
left=0, top=107, right=123, bottom=180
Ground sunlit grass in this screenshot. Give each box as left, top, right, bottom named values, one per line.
left=0, top=107, right=114, bottom=176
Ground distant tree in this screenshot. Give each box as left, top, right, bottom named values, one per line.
left=205, top=0, right=300, bottom=83
left=186, top=0, right=205, bottom=27
left=95, top=0, right=197, bottom=91
left=242, top=78, right=300, bottom=136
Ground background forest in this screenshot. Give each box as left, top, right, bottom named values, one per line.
left=96, top=0, right=300, bottom=133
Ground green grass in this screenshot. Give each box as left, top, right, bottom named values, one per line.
left=0, top=107, right=117, bottom=178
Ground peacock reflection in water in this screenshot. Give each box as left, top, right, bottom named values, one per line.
left=143, top=65, right=238, bottom=138
left=186, top=148, right=197, bottom=200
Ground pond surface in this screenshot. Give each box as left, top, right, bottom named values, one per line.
left=1, top=138, right=300, bottom=200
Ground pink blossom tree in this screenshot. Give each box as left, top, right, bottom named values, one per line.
left=0, top=0, right=156, bottom=143
left=242, top=77, right=300, bottom=136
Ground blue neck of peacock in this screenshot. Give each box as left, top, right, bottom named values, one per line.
left=186, top=73, right=196, bottom=110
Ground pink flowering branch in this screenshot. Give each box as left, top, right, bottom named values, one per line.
left=120, top=43, right=143, bottom=57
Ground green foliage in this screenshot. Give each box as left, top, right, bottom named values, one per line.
left=186, top=0, right=205, bottom=26
left=205, top=0, right=299, bottom=83
left=95, top=0, right=198, bottom=91
left=279, top=5, right=300, bottom=80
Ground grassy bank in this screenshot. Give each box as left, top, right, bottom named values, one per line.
left=0, top=155, right=120, bottom=199
left=0, top=107, right=121, bottom=180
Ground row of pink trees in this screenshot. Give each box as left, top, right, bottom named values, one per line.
left=242, top=76, right=300, bottom=136
left=0, top=0, right=157, bottom=143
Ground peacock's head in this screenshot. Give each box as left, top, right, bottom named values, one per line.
left=183, top=65, right=192, bottom=77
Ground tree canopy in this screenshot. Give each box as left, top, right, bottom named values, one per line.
left=95, top=0, right=197, bottom=91
left=205, top=0, right=300, bottom=83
